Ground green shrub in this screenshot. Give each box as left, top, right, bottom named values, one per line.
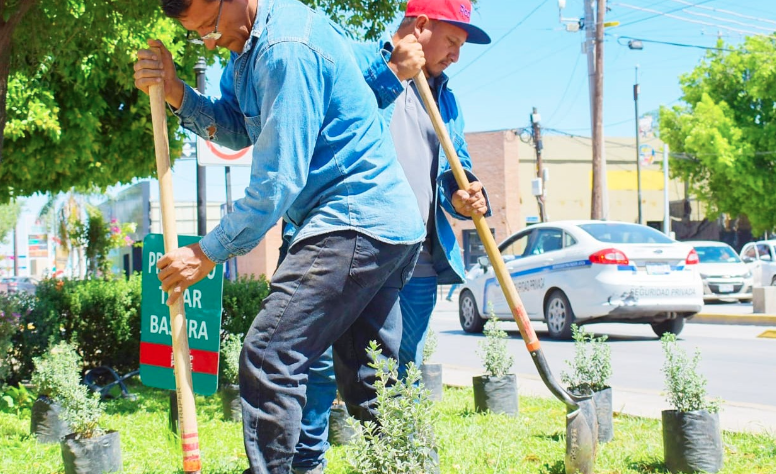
left=32, top=341, right=104, bottom=438
left=0, top=293, right=31, bottom=383
left=220, top=333, right=242, bottom=386
left=221, top=274, right=270, bottom=337
left=6, top=278, right=70, bottom=384
left=61, top=274, right=141, bottom=373
left=345, top=341, right=437, bottom=474
left=0, top=384, right=34, bottom=415
left=422, top=328, right=437, bottom=364
left=661, top=333, right=721, bottom=413
left=30, top=341, right=82, bottom=399
left=6, top=276, right=141, bottom=384
left=60, top=383, right=104, bottom=439
left=3, top=271, right=267, bottom=385
left=477, top=313, right=514, bottom=377
left=561, top=324, right=612, bottom=394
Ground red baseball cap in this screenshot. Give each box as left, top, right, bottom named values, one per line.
left=405, top=0, right=491, bottom=44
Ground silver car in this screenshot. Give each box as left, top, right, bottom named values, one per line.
left=687, top=241, right=753, bottom=302
left=0, top=276, right=39, bottom=294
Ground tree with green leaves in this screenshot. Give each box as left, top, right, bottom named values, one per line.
left=0, top=0, right=406, bottom=202
left=659, top=36, right=776, bottom=234
left=0, top=200, right=21, bottom=244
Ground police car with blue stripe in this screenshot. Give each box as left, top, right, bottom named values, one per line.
left=459, top=221, right=703, bottom=339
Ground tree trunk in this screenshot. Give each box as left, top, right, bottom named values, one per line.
left=0, top=0, right=38, bottom=164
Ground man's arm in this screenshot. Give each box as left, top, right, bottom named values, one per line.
left=134, top=40, right=251, bottom=151
left=157, top=42, right=327, bottom=304
left=352, top=36, right=424, bottom=109
left=198, top=41, right=326, bottom=264
left=437, top=95, right=492, bottom=219
left=173, top=57, right=253, bottom=151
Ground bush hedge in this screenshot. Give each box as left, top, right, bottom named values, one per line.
left=2, top=272, right=270, bottom=386
left=221, top=274, right=270, bottom=339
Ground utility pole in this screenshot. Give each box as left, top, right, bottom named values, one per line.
left=589, top=0, right=607, bottom=220
left=194, top=58, right=207, bottom=237
left=224, top=164, right=236, bottom=281
left=634, top=65, right=643, bottom=225
left=530, top=108, right=548, bottom=222
left=663, top=143, right=670, bottom=236
left=12, top=224, right=18, bottom=276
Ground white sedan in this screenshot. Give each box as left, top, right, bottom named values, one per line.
left=458, top=220, right=704, bottom=339
left=687, top=240, right=753, bottom=302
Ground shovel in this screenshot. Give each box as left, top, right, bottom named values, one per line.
left=148, top=46, right=202, bottom=474
left=412, top=71, right=597, bottom=474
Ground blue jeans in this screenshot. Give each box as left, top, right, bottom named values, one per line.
left=240, top=231, right=419, bottom=474
left=294, top=349, right=336, bottom=471
left=292, top=276, right=438, bottom=470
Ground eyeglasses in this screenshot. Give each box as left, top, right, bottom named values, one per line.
left=187, top=0, right=223, bottom=44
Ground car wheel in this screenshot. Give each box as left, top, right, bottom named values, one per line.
left=651, top=315, right=685, bottom=338
left=544, top=290, right=574, bottom=340
left=459, top=290, right=485, bottom=334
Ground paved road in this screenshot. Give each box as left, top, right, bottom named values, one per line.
left=429, top=294, right=776, bottom=408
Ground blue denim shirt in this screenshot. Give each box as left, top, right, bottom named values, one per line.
left=173, top=0, right=424, bottom=263
left=351, top=40, right=492, bottom=284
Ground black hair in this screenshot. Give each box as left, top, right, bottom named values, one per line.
left=160, top=0, right=192, bottom=18
left=160, top=0, right=219, bottom=19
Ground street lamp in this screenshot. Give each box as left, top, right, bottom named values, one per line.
left=634, top=65, right=643, bottom=225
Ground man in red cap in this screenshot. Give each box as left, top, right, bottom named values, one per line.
left=292, top=1, right=492, bottom=472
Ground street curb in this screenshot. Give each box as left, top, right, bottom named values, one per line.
left=690, top=313, right=776, bottom=326
left=439, top=365, right=776, bottom=434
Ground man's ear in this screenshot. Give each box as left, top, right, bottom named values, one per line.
left=414, top=15, right=431, bottom=37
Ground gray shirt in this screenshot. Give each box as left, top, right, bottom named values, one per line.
left=389, top=77, right=441, bottom=277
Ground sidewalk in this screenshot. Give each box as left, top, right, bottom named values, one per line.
left=441, top=364, right=776, bottom=435
left=692, top=302, right=776, bottom=326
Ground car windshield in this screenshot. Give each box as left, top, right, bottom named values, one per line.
left=695, top=246, right=741, bottom=263
left=578, top=223, right=674, bottom=244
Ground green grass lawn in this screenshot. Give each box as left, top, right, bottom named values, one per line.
left=1, top=382, right=774, bottom=473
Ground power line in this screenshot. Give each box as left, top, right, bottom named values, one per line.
left=665, top=0, right=776, bottom=26
left=664, top=0, right=776, bottom=32
left=613, top=2, right=769, bottom=36
left=450, top=0, right=550, bottom=79
left=613, top=0, right=673, bottom=22
left=457, top=41, right=569, bottom=97
left=545, top=54, right=582, bottom=124
left=617, top=0, right=716, bottom=28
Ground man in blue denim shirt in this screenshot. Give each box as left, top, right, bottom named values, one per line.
left=292, top=1, right=492, bottom=472
left=131, top=0, right=495, bottom=472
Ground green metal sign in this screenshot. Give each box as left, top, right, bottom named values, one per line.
left=140, top=234, right=224, bottom=395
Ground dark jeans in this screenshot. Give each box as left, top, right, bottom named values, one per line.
left=239, top=230, right=419, bottom=474
left=292, top=275, right=439, bottom=470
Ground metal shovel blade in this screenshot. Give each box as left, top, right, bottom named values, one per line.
left=565, top=396, right=598, bottom=474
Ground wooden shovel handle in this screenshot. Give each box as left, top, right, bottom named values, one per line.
left=149, top=46, right=202, bottom=474
left=411, top=72, right=541, bottom=352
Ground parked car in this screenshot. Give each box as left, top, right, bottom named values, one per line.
left=687, top=241, right=752, bottom=302
left=740, top=240, right=776, bottom=287
left=0, top=276, right=39, bottom=294
left=459, top=220, right=703, bottom=339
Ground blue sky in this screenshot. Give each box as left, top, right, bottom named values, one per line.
left=455, top=0, right=775, bottom=136
left=6, top=0, right=776, bottom=259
